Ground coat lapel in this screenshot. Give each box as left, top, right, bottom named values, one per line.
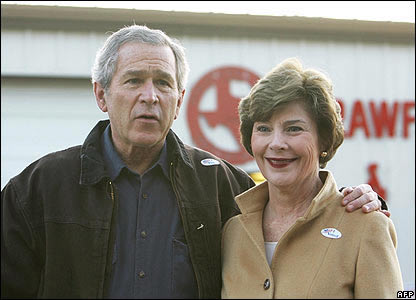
left=235, top=182, right=270, bottom=259
left=233, top=171, right=342, bottom=263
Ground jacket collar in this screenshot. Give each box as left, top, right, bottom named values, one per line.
left=79, top=120, right=109, bottom=185
left=234, top=170, right=341, bottom=257
left=79, top=119, right=193, bottom=186
left=235, top=180, right=269, bottom=215
left=303, top=171, right=341, bottom=219
left=235, top=170, right=340, bottom=220
left=166, top=128, right=194, bottom=169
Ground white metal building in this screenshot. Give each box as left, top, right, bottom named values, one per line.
left=2, top=3, right=415, bottom=292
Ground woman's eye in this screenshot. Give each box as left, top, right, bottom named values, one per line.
left=256, top=125, right=270, bottom=132
left=287, top=126, right=303, bottom=132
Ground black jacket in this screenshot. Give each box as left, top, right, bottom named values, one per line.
left=1, top=120, right=255, bottom=298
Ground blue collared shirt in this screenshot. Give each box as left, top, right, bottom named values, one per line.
left=101, top=125, right=198, bottom=299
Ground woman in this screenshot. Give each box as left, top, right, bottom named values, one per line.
left=221, top=58, right=403, bottom=298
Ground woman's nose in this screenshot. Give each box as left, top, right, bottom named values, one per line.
left=268, top=131, right=287, bottom=150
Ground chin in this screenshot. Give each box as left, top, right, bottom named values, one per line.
left=131, top=133, right=162, bottom=147
left=265, top=173, right=294, bottom=187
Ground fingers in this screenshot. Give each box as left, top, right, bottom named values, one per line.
left=344, top=193, right=373, bottom=212
left=341, top=187, right=354, bottom=205
left=342, top=184, right=371, bottom=205
left=381, top=209, right=391, bottom=218
left=342, top=184, right=380, bottom=212
left=360, top=197, right=381, bottom=213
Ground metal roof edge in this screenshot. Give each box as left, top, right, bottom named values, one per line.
left=2, top=4, right=414, bottom=40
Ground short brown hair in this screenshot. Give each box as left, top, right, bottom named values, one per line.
left=238, top=57, right=344, bottom=168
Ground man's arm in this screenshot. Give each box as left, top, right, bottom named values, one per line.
left=1, top=180, right=41, bottom=298
left=340, top=184, right=390, bottom=217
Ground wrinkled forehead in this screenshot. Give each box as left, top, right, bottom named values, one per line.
left=116, top=42, right=176, bottom=75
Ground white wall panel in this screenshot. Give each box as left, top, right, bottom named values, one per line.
left=1, top=28, right=414, bottom=291
left=1, top=30, right=106, bottom=77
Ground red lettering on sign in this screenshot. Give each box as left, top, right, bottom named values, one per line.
left=403, top=101, right=415, bottom=138
left=337, top=99, right=415, bottom=139
left=348, top=100, right=370, bottom=138
left=369, top=101, right=399, bottom=138
left=187, top=66, right=259, bottom=165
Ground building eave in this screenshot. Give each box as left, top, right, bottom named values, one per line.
left=1, top=4, right=414, bottom=42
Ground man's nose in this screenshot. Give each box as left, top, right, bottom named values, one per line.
left=139, top=80, right=157, bottom=104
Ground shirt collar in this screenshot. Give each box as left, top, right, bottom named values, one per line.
left=101, top=124, right=127, bottom=181
left=157, top=141, right=171, bottom=180
left=101, top=124, right=171, bottom=181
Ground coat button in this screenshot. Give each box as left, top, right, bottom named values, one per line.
left=263, top=279, right=270, bottom=290
left=138, top=271, right=145, bottom=278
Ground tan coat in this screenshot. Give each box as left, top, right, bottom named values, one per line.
left=221, top=170, right=403, bottom=299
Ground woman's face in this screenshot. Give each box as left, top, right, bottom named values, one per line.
left=251, top=101, right=321, bottom=190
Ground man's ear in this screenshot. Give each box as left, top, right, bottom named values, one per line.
left=94, top=82, right=108, bottom=112
left=174, top=89, right=185, bottom=120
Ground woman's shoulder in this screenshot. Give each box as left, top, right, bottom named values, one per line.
left=322, top=195, right=396, bottom=238
left=344, top=206, right=393, bottom=226
left=336, top=204, right=397, bottom=246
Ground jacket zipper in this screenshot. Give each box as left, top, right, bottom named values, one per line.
left=108, top=180, right=115, bottom=204
left=169, top=161, right=203, bottom=299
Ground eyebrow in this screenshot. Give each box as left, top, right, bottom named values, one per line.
left=123, top=69, right=175, bottom=83
left=258, top=119, right=307, bottom=125
left=284, top=119, right=307, bottom=125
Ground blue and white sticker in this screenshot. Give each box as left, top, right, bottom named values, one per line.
left=321, top=228, right=342, bottom=239
left=201, top=158, right=220, bottom=166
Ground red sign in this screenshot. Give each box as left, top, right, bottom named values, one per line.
left=367, top=163, right=387, bottom=200
left=337, top=99, right=415, bottom=138
left=187, top=66, right=259, bottom=164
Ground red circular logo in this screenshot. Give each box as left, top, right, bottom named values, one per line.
left=187, top=66, right=259, bottom=165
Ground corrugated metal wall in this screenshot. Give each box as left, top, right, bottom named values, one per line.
left=1, top=7, right=415, bottom=291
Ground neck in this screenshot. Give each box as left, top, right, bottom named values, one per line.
left=266, top=174, right=323, bottom=220
left=114, top=140, right=165, bottom=175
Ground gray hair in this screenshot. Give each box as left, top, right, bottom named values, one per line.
left=91, top=25, right=189, bottom=92
left=239, top=57, right=344, bottom=168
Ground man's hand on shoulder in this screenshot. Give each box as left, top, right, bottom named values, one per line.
left=341, top=184, right=390, bottom=217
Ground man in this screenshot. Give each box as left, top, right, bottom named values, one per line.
left=1, top=25, right=385, bottom=298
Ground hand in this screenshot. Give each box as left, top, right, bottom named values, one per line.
left=341, top=184, right=389, bottom=216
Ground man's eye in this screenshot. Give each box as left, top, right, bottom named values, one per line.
left=126, top=78, right=140, bottom=84
left=156, top=79, right=170, bottom=87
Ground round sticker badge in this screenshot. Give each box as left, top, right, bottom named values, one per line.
left=201, top=158, right=220, bottom=166
left=321, top=228, right=342, bottom=239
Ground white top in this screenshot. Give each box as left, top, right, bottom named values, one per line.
left=264, top=241, right=278, bottom=266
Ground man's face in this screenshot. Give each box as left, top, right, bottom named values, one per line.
left=95, top=42, right=184, bottom=152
